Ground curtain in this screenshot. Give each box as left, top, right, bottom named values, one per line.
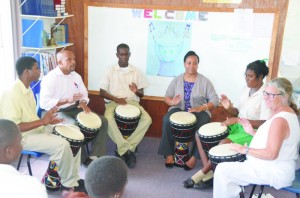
left=11, top=0, right=22, bottom=62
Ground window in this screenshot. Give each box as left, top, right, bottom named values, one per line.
left=0, top=0, right=21, bottom=96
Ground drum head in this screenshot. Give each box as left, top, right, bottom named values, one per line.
left=55, top=125, right=84, bottom=140
left=77, top=112, right=102, bottom=129
left=169, top=111, right=196, bottom=125
left=208, top=144, right=238, bottom=157
left=115, top=104, right=141, bottom=118
left=198, top=122, right=227, bottom=136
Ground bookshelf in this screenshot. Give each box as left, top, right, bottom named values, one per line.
left=21, top=14, right=74, bottom=82
left=20, top=0, right=73, bottom=105
left=21, top=14, right=74, bottom=53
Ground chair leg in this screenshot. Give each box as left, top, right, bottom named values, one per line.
left=26, top=154, right=33, bottom=176
left=239, top=187, right=245, bottom=198
left=257, top=186, right=264, bottom=198
left=86, top=143, right=90, bottom=155
left=240, top=192, right=245, bottom=198
left=17, top=154, right=24, bottom=170
left=249, top=185, right=257, bottom=198
left=240, top=189, right=245, bottom=198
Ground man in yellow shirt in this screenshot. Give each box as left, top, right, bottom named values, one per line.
left=0, top=56, right=85, bottom=192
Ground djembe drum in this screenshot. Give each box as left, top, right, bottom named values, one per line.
left=75, top=111, right=102, bottom=143
left=114, top=104, right=141, bottom=139
left=198, top=122, right=229, bottom=153
left=169, top=111, right=197, bottom=167
left=208, top=143, right=246, bottom=169
left=42, top=125, right=84, bottom=191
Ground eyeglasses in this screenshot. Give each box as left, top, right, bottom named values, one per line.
left=263, top=91, right=282, bottom=98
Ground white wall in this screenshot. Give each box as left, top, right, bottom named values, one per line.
left=0, top=0, right=16, bottom=96
left=278, top=0, right=300, bottom=107
left=279, top=0, right=300, bottom=84
left=88, top=7, right=274, bottom=106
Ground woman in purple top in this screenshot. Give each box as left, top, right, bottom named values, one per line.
left=158, top=51, right=219, bottom=170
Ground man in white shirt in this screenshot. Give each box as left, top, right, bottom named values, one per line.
left=100, top=43, right=152, bottom=168
left=40, top=50, right=108, bottom=167
left=0, top=119, right=47, bottom=198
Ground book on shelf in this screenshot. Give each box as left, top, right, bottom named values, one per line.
left=51, top=23, right=69, bottom=44
left=22, top=19, right=44, bottom=48
left=22, top=52, right=57, bottom=78
left=21, top=0, right=39, bottom=15
left=39, top=0, right=57, bottom=17
left=21, top=0, right=60, bottom=17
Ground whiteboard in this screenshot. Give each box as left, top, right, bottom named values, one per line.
left=88, top=7, right=274, bottom=105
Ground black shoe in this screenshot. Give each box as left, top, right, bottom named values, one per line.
left=82, top=157, right=93, bottom=167
left=134, top=146, right=138, bottom=154
left=165, top=162, right=174, bottom=168
left=77, top=179, right=84, bottom=186
left=75, top=179, right=87, bottom=193
left=194, top=178, right=213, bottom=189
left=115, top=145, right=119, bottom=156
left=183, top=164, right=192, bottom=171
left=123, top=150, right=136, bottom=168
left=61, top=185, right=73, bottom=192
left=183, top=178, right=195, bottom=188
left=61, top=179, right=87, bottom=193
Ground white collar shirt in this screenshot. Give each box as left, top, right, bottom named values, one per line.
left=99, top=64, right=149, bottom=102
left=238, top=83, right=271, bottom=120
left=40, top=67, right=89, bottom=110
left=0, top=164, right=47, bottom=198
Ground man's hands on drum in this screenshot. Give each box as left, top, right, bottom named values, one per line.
left=114, top=97, right=127, bottom=105
left=78, top=101, right=91, bottom=113
left=129, top=83, right=138, bottom=93
left=42, top=107, right=63, bottom=125
left=67, top=93, right=83, bottom=103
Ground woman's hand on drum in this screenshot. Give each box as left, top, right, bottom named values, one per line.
left=172, top=95, right=181, bottom=105
left=238, top=118, right=256, bottom=136
left=230, top=143, right=247, bottom=154
left=220, top=94, right=232, bottom=110
left=188, top=106, right=199, bottom=113
left=222, top=117, right=238, bottom=126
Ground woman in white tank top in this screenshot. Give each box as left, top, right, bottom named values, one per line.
left=213, top=78, right=300, bottom=198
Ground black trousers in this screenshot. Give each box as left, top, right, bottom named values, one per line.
left=158, top=108, right=210, bottom=159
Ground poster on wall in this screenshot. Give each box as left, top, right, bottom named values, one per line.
left=147, top=21, right=192, bottom=77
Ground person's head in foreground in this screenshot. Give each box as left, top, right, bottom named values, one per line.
left=85, top=156, right=128, bottom=198
left=0, top=119, right=22, bottom=164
